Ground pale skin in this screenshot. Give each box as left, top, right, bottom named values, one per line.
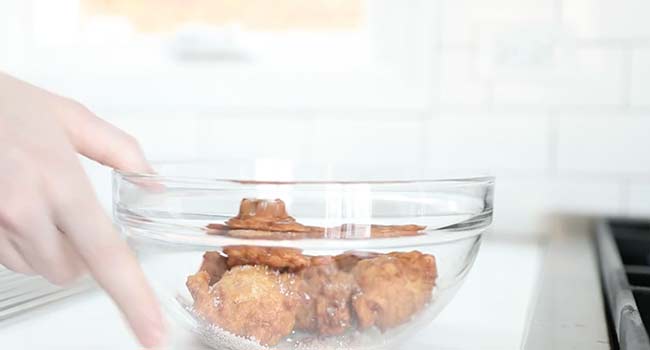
left=0, top=73, right=164, bottom=348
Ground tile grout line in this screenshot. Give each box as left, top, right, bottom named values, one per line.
left=421, top=0, right=445, bottom=172
left=484, top=79, right=495, bottom=112
left=547, top=112, right=558, bottom=177
left=553, top=0, right=563, bottom=25
left=620, top=179, right=631, bottom=216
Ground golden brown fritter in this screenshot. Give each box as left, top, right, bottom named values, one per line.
left=195, top=198, right=438, bottom=341
left=351, top=251, right=437, bottom=332
left=326, top=224, right=425, bottom=238
left=366, top=224, right=425, bottom=238
left=205, top=222, right=229, bottom=233
left=226, top=198, right=324, bottom=234
left=295, top=260, right=357, bottom=336
left=205, top=198, right=324, bottom=238
left=334, top=251, right=380, bottom=272
left=198, top=251, right=228, bottom=286
left=223, top=245, right=311, bottom=271
left=186, top=265, right=301, bottom=346
left=206, top=198, right=425, bottom=240
left=225, top=229, right=324, bottom=240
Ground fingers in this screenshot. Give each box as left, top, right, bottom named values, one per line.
left=0, top=73, right=163, bottom=348
left=0, top=161, right=43, bottom=276
left=54, top=99, right=153, bottom=173
left=0, top=233, right=35, bottom=275
left=0, top=182, right=85, bottom=284
left=0, top=150, right=85, bottom=284
left=49, top=162, right=165, bottom=348
left=12, top=225, right=86, bottom=285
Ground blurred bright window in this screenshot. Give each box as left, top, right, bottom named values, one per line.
left=1, top=0, right=437, bottom=112
left=29, top=0, right=369, bottom=66
left=82, top=0, right=363, bottom=31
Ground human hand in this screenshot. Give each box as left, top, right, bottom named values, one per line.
left=0, top=73, right=164, bottom=348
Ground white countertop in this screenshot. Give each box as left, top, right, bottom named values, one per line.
left=0, top=236, right=543, bottom=350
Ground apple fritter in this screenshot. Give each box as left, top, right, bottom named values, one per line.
left=198, top=251, right=228, bottom=286
left=296, top=260, right=357, bottom=336
left=186, top=265, right=300, bottom=346
left=223, top=245, right=311, bottom=271
left=351, top=251, right=437, bottom=331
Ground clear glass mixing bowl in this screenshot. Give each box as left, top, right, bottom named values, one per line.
left=113, top=161, right=494, bottom=350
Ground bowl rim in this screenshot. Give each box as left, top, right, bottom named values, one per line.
left=114, top=161, right=494, bottom=247
left=114, top=161, right=495, bottom=186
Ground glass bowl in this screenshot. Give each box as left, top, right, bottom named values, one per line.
left=113, top=161, right=494, bottom=350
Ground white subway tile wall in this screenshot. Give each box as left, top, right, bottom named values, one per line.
left=439, top=49, right=490, bottom=106
left=440, top=0, right=555, bottom=46
left=631, top=48, right=650, bottom=107
left=556, top=115, right=650, bottom=175
left=494, top=176, right=624, bottom=234
left=426, top=114, right=549, bottom=172
left=562, top=0, right=650, bottom=40
left=491, top=48, right=625, bottom=106
left=80, top=0, right=650, bottom=235
left=196, top=116, right=314, bottom=161
left=310, top=119, right=423, bottom=167
left=628, top=184, right=650, bottom=217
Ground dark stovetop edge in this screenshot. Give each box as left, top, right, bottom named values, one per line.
left=596, top=218, right=650, bottom=350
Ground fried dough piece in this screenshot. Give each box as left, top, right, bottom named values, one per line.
left=366, top=224, right=425, bottom=238
left=207, top=223, right=424, bottom=240
left=206, top=198, right=324, bottom=238
left=226, top=198, right=323, bottom=234
left=327, top=224, right=425, bottom=238
left=205, top=222, right=229, bottom=233
left=224, top=246, right=311, bottom=271
left=206, top=198, right=425, bottom=239
left=186, top=265, right=300, bottom=346
left=198, top=251, right=228, bottom=286
left=351, top=251, right=437, bottom=332
left=334, top=251, right=380, bottom=272
left=296, top=260, right=357, bottom=336
left=223, top=229, right=324, bottom=240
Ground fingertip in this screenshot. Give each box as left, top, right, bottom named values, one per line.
left=64, top=109, right=153, bottom=174
left=119, top=285, right=166, bottom=348
left=125, top=282, right=166, bottom=349
left=136, top=320, right=167, bottom=349
left=129, top=142, right=154, bottom=175
left=116, top=140, right=154, bottom=174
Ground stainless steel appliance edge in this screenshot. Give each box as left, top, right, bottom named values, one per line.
left=523, top=216, right=610, bottom=350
